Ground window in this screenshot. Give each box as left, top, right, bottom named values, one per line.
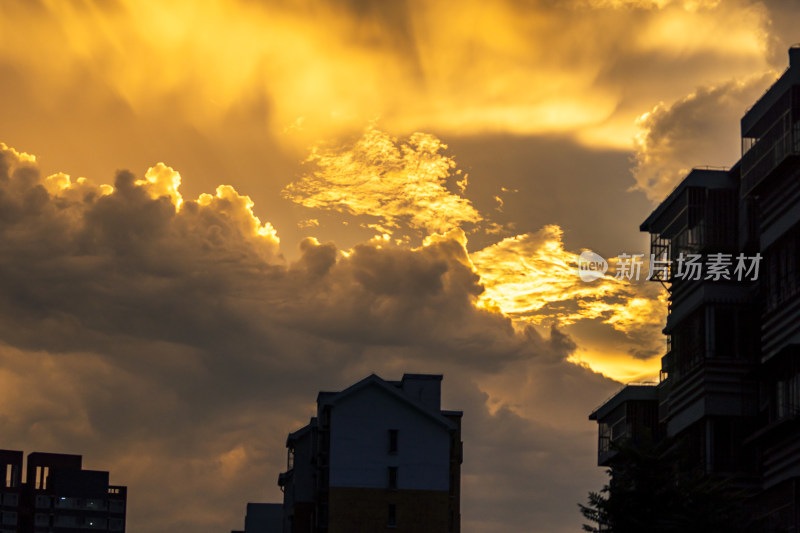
left=775, top=372, right=800, bottom=420
left=387, top=504, right=397, bottom=527
left=388, top=429, right=398, bottom=454
left=55, top=497, right=75, bottom=509
left=35, top=495, right=51, bottom=509
left=673, top=308, right=706, bottom=377
left=85, top=498, right=106, bottom=510
left=287, top=446, right=295, bottom=470
left=83, top=517, right=107, bottom=529
left=766, top=228, right=800, bottom=311
left=54, top=515, right=78, bottom=527
left=388, top=467, right=398, bottom=490
left=598, top=423, right=611, bottom=454
left=712, top=307, right=736, bottom=358
left=34, top=466, right=49, bottom=490
left=610, top=419, right=628, bottom=442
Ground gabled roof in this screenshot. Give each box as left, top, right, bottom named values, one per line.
left=317, top=374, right=457, bottom=431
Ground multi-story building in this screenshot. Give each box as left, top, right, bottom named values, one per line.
left=230, top=503, right=282, bottom=533
left=0, top=451, right=126, bottom=533
left=236, top=373, right=462, bottom=533
left=589, top=46, right=800, bottom=530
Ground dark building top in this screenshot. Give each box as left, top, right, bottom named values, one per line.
left=238, top=373, right=462, bottom=533
left=0, top=450, right=126, bottom=533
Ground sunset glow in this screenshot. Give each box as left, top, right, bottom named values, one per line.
left=0, top=1, right=795, bottom=532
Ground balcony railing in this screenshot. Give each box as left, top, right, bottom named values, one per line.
left=742, top=113, right=800, bottom=195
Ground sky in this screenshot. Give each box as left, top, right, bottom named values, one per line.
left=0, top=1, right=799, bottom=532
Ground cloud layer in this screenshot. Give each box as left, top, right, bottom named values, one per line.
left=284, top=127, right=480, bottom=237
left=631, top=74, right=777, bottom=199
left=0, top=142, right=628, bottom=533
left=3, top=1, right=798, bottom=531
left=0, top=0, right=780, bottom=150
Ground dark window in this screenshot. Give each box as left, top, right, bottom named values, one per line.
left=712, top=418, right=734, bottom=472
left=766, top=227, right=800, bottom=312
left=775, top=371, right=800, bottom=420
left=388, top=466, right=398, bottom=489
left=388, top=429, right=398, bottom=454
left=713, top=307, right=736, bottom=358
left=598, top=423, right=611, bottom=454
left=673, top=307, right=706, bottom=377
left=388, top=503, right=397, bottom=527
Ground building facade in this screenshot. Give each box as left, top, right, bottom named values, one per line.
left=243, top=373, right=462, bottom=533
left=230, top=503, right=283, bottom=533
left=0, top=451, right=126, bottom=533
left=589, top=47, right=800, bottom=531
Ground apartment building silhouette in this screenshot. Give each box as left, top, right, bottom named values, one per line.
left=233, top=373, right=462, bottom=533
left=0, top=450, right=126, bottom=533
left=589, top=47, right=800, bottom=530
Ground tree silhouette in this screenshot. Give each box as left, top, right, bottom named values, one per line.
left=579, top=437, right=757, bottom=533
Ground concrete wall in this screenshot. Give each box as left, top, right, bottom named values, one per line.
left=291, top=428, right=315, bottom=503
left=282, top=426, right=315, bottom=533
left=244, top=503, right=282, bottom=533
left=328, top=487, right=449, bottom=533
left=329, top=385, right=451, bottom=491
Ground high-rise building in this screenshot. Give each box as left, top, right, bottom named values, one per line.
left=0, top=451, right=126, bottom=533
left=589, top=46, right=800, bottom=530
left=235, top=373, right=462, bottom=533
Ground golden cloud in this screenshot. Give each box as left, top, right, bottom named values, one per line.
left=470, top=225, right=665, bottom=337
left=280, top=125, right=664, bottom=378
left=0, top=0, right=775, bottom=150
left=284, top=127, right=481, bottom=236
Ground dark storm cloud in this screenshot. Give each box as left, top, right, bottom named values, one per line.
left=632, top=73, right=777, bottom=200
left=0, top=144, right=617, bottom=533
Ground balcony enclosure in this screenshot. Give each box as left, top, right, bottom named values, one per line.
left=742, top=87, right=800, bottom=196
left=740, top=47, right=800, bottom=196
left=589, top=385, right=659, bottom=466
left=641, top=169, right=738, bottom=284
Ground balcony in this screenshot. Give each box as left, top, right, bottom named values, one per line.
left=740, top=50, right=800, bottom=196
left=278, top=470, right=292, bottom=490
left=589, top=384, right=659, bottom=466
left=741, top=116, right=800, bottom=196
